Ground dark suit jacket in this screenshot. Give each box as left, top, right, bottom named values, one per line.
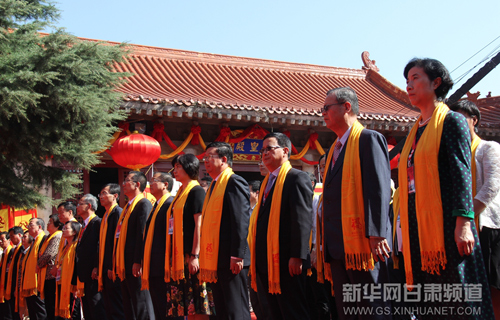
left=8, top=245, right=24, bottom=298
left=101, top=205, right=122, bottom=275
left=323, top=129, right=391, bottom=260
left=142, top=195, right=173, bottom=278
left=255, top=168, right=313, bottom=275
left=214, top=174, right=251, bottom=274
left=123, top=198, right=152, bottom=274
left=75, top=216, right=102, bottom=283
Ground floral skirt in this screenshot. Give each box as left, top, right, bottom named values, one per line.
left=167, top=264, right=215, bottom=317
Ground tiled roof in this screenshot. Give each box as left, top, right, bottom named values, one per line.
left=103, top=40, right=420, bottom=123
left=476, top=96, right=500, bottom=128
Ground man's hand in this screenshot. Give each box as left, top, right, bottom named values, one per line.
left=188, top=256, right=199, bottom=275
left=289, top=257, right=303, bottom=277
left=132, top=263, right=142, bottom=277
left=230, top=257, right=244, bottom=275
left=455, top=216, right=474, bottom=256
left=369, top=237, right=391, bottom=262
left=91, top=267, right=98, bottom=280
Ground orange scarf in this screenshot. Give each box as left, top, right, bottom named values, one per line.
left=5, top=244, right=22, bottom=300
left=398, top=102, right=449, bottom=287
left=55, top=240, right=78, bottom=319
left=98, top=203, right=117, bottom=291
left=250, top=160, right=292, bottom=294
left=37, top=231, right=62, bottom=299
left=165, top=180, right=199, bottom=282
left=323, top=121, right=374, bottom=271
left=114, top=194, right=144, bottom=281
left=21, top=231, right=46, bottom=297
left=0, top=245, right=12, bottom=302
left=199, top=167, right=234, bottom=283
left=141, top=193, right=170, bottom=290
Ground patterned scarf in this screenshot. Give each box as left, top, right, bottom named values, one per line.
left=37, top=230, right=62, bottom=299
left=398, top=102, right=449, bottom=287
left=250, top=160, right=292, bottom=294
left=199, top=167, right=234, bottom=283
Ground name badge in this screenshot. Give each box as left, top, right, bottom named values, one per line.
left=115, top=222, right=122, bottom=238
left=407, top=166, right=416, bottom=194
left=168, top=217, right=174, bottom=235
left=56, top=268, right=61, bottom=281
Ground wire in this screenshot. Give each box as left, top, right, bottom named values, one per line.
left=450, top=35, right=500, bottom=74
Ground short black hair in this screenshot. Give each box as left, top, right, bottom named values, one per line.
left=129, top=171, right=148, bottom=192
left=318, top=153, right=327, bottom=162
left=262, top=132, right=292, bottom=157
left=101, top=183, right=121, bottom=201
left=65, top=221, right=82, bottom=242
left=0, top=231, right=8, bottom=240
left=205, top=142, right=234, bottom=167
left=404, top=58, right=453, bottom=101
left=49, top=214, right=63, bottom=230
left=172, top=154, right=200, bottom=180
left=57, top=201, right=76, bottom=217
left=9, top=226, right=23, bottom=235
left=201, top=176, right=213, bottom=183
left=326, top=87, right=359, bottom=115
left=307, top=172, right=317, bottom=189
left=448, top=100, right=481, bottom=128
left=156, top=172, right=174, bottom=192
left=248, top=180, right=262, bottom=192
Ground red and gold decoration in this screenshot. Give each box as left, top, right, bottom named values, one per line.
left=107, top=132, right=162, bottom=170
left=0, top=205, right=37, bottom=232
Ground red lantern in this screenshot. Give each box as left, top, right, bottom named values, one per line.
left=387, top=144, right=400, bottom=170
left=107, top=132, right=161, bottom=170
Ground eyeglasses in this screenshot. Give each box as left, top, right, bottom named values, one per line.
left=202, top=154, right=219, bottom=162
left=151, top=178, right=163, bottom=183
left=98, top=191, right=112, bottom=198
left=259, top=146, right=282, bottom=154
left=122, top=178, right=136, bottom=185
left=321, top=102, right=344, bottom=113
left=77, top=202, right=88, bottom=207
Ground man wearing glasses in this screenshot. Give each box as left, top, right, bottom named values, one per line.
left=250, top=132, right=313, bottom=320
left=113, top=171, right=154, bottom=320
left=75, top=194, right=107, bottom=320
left=321, top=87, right=392, bottom=319
left=200, top=142, right=252, bottom=320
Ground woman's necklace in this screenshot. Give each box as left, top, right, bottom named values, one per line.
left=419, top=116, right=432, bottom=126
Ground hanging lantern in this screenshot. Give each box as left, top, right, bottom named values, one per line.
left=107, top=132, right=161, bottom=170
left=387, top=144, right=400, bottom=170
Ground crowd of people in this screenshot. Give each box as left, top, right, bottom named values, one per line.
left=0, top=58, right=499, bottom=320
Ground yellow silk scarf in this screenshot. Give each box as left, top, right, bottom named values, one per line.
left=199, top=167, right=234, bottom=283
left=399, top=102, right=449, bottom=287
left=250, top=160, right=292, bottom=294
left=322, top=121, right=374, bottom=271
left=141, top=193, right=170, bottom=290
left=471, top=136, right=481, bottom=229
left=5, top=244, right=22, bottom=300
left=21, top=231, right=46, bottom=297
left=0, top=245, right=12, bottom=302
left=315, top=194, right=332, bottom=285
left=114, top=194, right=144, bottom=281
left=98, top=203, right=117, bottom=291
left=37, top=230, right=62, bottom=299
left=165, top=180, right=199, bottom=282
left=55, top=240, right=77, bottom=319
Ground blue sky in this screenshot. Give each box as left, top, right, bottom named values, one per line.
left=49, top=0, right=500, bottom=99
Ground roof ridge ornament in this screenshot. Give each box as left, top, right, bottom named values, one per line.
left=361, top=51, right=379, bottom=72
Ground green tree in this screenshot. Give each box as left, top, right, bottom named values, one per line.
left=0, top=0, right=130, bottom=208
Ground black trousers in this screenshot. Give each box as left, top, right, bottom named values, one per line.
left=102, top=276, right=125, bottom=320
left=25, top=294, right=47, bottom=320
left=149, top=276, right=167, bottom=320
left=256, top=267, right=310, bottom=320
left=44, top=278, right=56, bottom=320
left=211, top=270, right=251, bottom=320
left=81, top=280, right=107, bottom=320
left=121, top=274, right=154, bottom=320
left=0, top=300, right=13, bottom=320
left=246, top=268, right=271, bottom=320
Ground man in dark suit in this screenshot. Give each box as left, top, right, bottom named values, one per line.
left=4, top=227, right=24, bottom=320
left=321, top=87, right=392, bottom=320
left=97, top=183, right=124, bottom=320
left=23, top=218, right=47, bottom=320
left=253, top=132, right=313, bottom=320
left=141, top=172, right=174, bottom=320
left=201, top=141, right=251, bottom=320
left=114, top=171, right=154, bottom=320
left=75, top=194, right=107, bottom=320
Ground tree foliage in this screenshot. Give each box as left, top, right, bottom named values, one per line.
left=0, top=0, right=130, bottom=208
